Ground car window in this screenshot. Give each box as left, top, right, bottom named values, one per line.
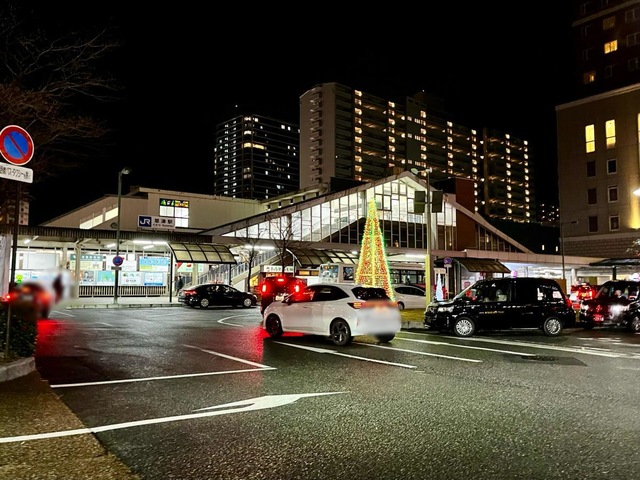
left=395, top=287, right=408, bottom=294
left=406, top=287, right=425, bottom=297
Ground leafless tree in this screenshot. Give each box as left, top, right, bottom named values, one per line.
left=270, top=213, right=298, bottom=274
left=0, top=2, right=122, bottom=211
left=232, top=222, right=268, bottom=293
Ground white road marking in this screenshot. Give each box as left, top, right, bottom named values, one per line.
left=184, top=344, right=273, bottom=368
left=353, top=342, right=482, bottom=363
left=396, top=337, right=538, bottom=356
left=0, top=392, right=345, bottom=444
left=95, top=322, right=114, bottom=327
left=52, top=367, right=275, bottom=389
left=274, top=342, right=417, bottom=368
left=50, top=310, right=75, bottom=317
left=217, top=314, right=261, bottom=327
left=402, top=332, right=640, bottom=359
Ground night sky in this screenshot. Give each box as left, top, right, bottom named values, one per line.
left=15, top=3, right=575, bottom=225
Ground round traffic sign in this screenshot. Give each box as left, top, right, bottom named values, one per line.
left=112, top=255, right=124, bottom=267
left=0, top=125, right=34, bottom=166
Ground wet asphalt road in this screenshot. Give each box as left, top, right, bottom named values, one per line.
left=33, top=306, right=640, bottom=480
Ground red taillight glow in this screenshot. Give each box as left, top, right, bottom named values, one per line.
left=261, top=284, right=268, bottom=294
left=293, top=284, right=301, bottom=293
left=565, top=298, right=573, bottom=309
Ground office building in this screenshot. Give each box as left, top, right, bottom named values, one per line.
left=557, top=1, right=640, bottom=258
left=213, top=115, right=300, bottom=200
left=299, top=82, right=536, bottom=223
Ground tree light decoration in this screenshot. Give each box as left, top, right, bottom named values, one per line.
left=355, top=198, right=395, bottom=300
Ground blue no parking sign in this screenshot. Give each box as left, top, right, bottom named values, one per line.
left=0, top=125, right=34, bottom=166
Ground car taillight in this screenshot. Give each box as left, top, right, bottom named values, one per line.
left=293, top=284, right=301, bottom=293
left=184, top=289, right=196, bottom=296
left=565, top=298, right=573, bottom=309
left=261, top=283, right=268, bottom=294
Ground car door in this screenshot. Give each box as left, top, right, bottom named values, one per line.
left=474, top=279, right=510, bottom=330
left=512, top=279, right=540, bottom=328
left=219, top=285, right=239, bottom=306
left=309, top=285, right=350, bottom=335
left=284, top=286, right=317, bottom=332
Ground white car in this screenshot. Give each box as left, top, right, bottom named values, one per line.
left=393, top=284, right=427, bottom=310
left=262, top=283, right=401, bottom=346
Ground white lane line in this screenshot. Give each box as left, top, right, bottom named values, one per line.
left=396, top=337, right=537, bottom=356
left=274, top=342, right=417, bottom=369
left=217, top=314, right=261, bottom=327
left=184, top=344, right=273, bottom=368
left=353, top=342, right=482, bottom=363
left=51, top=367, right=275, bottom=388
left=401, top=332, right=637, bottom=358
left=95, top=322, right=114, bottom=327
left=50, top=310, right=75, bottom=317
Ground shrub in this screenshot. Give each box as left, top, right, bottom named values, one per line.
left=0, top=301, right=38, bottom=358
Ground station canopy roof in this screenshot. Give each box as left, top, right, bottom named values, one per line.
left=168, top=243, right=236, bottom=264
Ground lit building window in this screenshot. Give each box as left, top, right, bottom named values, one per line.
left=583, top=71, right=596, bottom=84
left=605, top=119, right=616, bottom=148
left=585, top=124, right=596, bottom=153
left=604, top=40, right=618, bottom=54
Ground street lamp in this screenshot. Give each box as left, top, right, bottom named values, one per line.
left=560, top=219, right=578, bottom=287
left=412, top=166, right=433, bottom=300
left=113, top=167, right=132, bottom=304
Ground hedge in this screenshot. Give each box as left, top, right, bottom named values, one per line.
left=0, top=301, right=38, bottom=358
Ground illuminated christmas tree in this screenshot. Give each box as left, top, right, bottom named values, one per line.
left=355, top=198, right=395, bottom=300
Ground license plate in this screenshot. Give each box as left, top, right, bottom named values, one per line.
left=275, top=294, right=285, bottom=301
left=593, top=314, right=604, bottom=322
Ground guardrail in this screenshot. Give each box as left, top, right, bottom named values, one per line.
left=78, top=285, right=168, bottom=297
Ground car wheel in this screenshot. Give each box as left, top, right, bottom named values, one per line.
left=397, top=302, right=405, bottom=310
left=542, top=316, right=563, bottom=336
left=452, top=316, right=475, bottom=337
left=628, top=315, right=640, bottom=333
left=376, top=334, right=395, bottom=343
left=330, top=319, right=353, bottom=346
left=265, top=315, right=283, bottom=338
left=199, top=298, right=210, bottom=309
left=242, top=297, right=253, bottom=308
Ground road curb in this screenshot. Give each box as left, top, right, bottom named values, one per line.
left=62, top=303, right=183, bottom=310
left=0, top=356, right=35, bottom=382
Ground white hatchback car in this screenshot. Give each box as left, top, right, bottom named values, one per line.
left=262, top=283, right=401, bottom=346
left=393, top=284, right=427, bottom=310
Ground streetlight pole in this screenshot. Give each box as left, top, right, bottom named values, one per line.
left=560, top=219, right=578, bottom=289
left=113, top=167, right=131, bottom=304
left=425, top=167, right=433, bottom=301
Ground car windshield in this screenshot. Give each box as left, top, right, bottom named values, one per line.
left=595, top=282, right=640, bottom=300
left=351, top=287, right=390, bottom=300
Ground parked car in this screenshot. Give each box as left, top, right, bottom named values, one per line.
left=1, top=282, right=54, bottom=318
left=178, top=283, right=257, bottom=308
left=424, top=277, right=575, bottom=337
left=259, top=275, right=306, bottom=314
left=579, top=280, right=640, bottom=331
left=262, top=283, right=401, bottom=346
left=393, top=284, right=427, bottom=310
left=569, top=283, right=598, bottom=309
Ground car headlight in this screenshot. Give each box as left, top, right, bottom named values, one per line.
left=611, top=304, right=628, bottom=315
left=439, top=306, right=454, bottom=313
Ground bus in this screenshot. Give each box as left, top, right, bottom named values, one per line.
left=318, top=262, right=425, bottom=286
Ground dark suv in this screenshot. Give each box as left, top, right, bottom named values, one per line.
left=259, top=275, right=306, bottom=315
left=579, top=280, right=640, bottom=331
left=424, top=277, right=575, bottom=337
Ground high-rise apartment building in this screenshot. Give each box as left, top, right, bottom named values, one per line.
left=213, top=115, right=300, bottom=199
left=299, top=82, right=536, bottom=223
left=557, top=1, right=640, bottom=258
left=571, top=0, right=640, bottom=98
